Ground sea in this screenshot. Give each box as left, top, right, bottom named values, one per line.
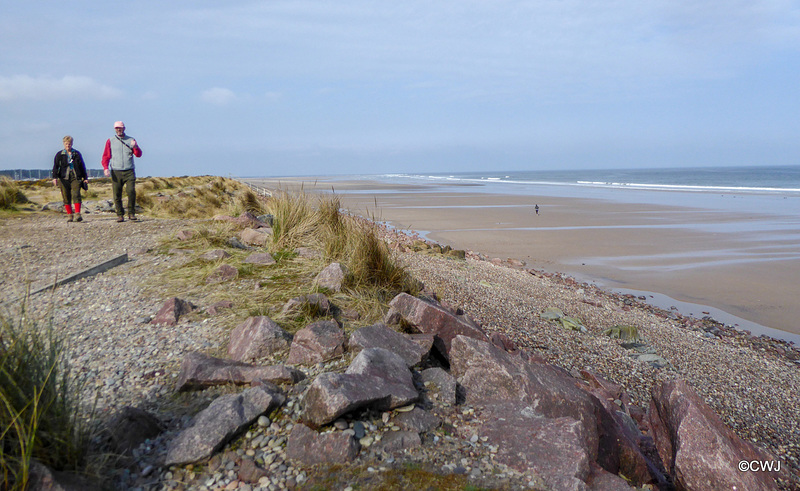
left=308, top=164, right=800, bottom=344
left=368, top=164, right=800, bottom=214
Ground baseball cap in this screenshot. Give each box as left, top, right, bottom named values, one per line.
left=114, top=121, right=125, bottom=128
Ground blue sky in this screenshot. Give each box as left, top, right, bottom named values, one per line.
left=1, top=1, right=799, bottom=177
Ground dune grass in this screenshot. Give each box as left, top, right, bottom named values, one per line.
left=0, top=177, right=28, bottom=211
left=0, top=306, right=99, bottom=490
left=139, top=176, right=267, bottom=219
left=268, top=190, right=413, bottom=294
left=150, top=186, right=417, bottom=335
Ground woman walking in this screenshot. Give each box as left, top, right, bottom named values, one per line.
left=52, top=135, right=88, bottom=222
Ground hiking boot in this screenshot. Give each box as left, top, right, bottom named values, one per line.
left=75, top=213, right=83, bottom=222
left=67, top=214, right=74, bottom=222
left=116, top=216, right=125, bottom=222
left=128, top=214, right=138, bottom=221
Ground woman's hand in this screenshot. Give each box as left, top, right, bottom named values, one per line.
left=52, top=179, right=57, bottom=186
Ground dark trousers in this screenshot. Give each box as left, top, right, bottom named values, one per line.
left=58, top=176, right=82, bottom=206
left=111, top=169, right=136, bottom=216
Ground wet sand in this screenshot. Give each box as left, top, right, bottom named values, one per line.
left=244, top=177, right=800, bottom=340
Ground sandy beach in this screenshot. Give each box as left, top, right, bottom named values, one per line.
left=244, top=176, right=800, bottom=342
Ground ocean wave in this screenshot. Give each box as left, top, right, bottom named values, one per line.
left=575, top=181, right=800, bottom=194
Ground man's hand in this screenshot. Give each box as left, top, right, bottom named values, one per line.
left=130, top=139, right=137, bottom=148
left=104, top=168, right=110, bottom=177
left=52, top=179, right=57, bottom=186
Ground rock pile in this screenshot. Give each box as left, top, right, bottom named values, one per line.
left=44, top=285, right=783, bottom=490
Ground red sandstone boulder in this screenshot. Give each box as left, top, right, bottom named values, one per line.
left=285, top=423, right=360, bottom=465
left=286, top=320, right=345, bottom=365
left=384, top=293, right=488, bottom=360
left=349, top=323, right=431, bottom=367
left=152, top=297, right=197, bottom=326
left=648, top=378, right=782, bottom=490
left=175, top=352, right=304, bottom=391
left=228, top=316, right=293, bottom=362
left=313, top=262, right=349, bottom=292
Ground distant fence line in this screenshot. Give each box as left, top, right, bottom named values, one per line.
left=238, top=179, right=273, bottom=198
left=2, top=169, right=106, bottom=180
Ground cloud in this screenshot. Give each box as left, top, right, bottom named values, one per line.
left=0, top=75, right=122, bottom=101
left=201, top=87, right=237, bottom=105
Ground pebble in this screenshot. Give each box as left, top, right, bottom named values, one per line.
left=5, top=212, right=798, bottom=490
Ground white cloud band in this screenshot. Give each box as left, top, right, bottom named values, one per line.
left=0, top=75, right=122, bottom=101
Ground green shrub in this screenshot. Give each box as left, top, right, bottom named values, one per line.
left=0, top=308, right=96, bottom=490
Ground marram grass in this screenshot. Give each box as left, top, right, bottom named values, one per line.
left=0, top=306, right=101, bottom=490
left=150, top=187, right=417, bottom=333
left=139, top=176, right=267, bottom=219
left=0, top=177, right=28, bottom=211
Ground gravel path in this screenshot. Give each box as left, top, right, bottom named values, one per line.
left=2, top=211, right=799, bottom=489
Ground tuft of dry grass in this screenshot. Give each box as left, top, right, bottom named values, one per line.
left=146, top=187, right=417, bottom=335
left=0, top=177, right=29, bottom=210
left=268, top=191, right=414, bottom=295
left=140, top=176, right=267, bottom=219
left=0, top=305, right=104, bottom=490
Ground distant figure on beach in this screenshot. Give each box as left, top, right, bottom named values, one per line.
left=535, top=204, right=539, bottom=215
left=102, top=121, right=142, bottom=222
left=52, top=135, right=88, bottom=222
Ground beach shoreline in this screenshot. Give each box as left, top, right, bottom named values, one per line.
left=243, top=176, right=800, bottom=343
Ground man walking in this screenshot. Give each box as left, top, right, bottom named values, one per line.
left=102, top=121, right=142, bottom=222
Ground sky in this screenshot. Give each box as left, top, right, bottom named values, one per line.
left=1, top=1, right=799, bottom=177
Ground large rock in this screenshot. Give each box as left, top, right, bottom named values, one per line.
left=285, top=423, right=360, bottom=465
left=213, top=212, right=270, bottom=229
left=175, top=352, right=304, bottom=391
left=345, top=348, right=418, bottom=409
left=301, top=349, right=418, bottom=428
left=301, top=372, right=393, bottom=428
left=152, top=297, right=197, bottom=326
left=648, top=379, right=782, bottom=491
left=286, top=320, right=345, bottom=365
left=480, top=403, right=592, bottom=491
left=236, top=212, right=271, bottom=229
left=579, top=371, right=666, bottom=487
left=240, top=227, right=271, bottom=246
left=449, top=335, right=599, bottom=455
left=393, top=407, right=442, bottom=433
left=384, top=293, right=488, bottom=360
left=228, top=316, right=293, bottom=362
left=349, top=323, right=431, bottom=367
left=165, top=386, right=284, bottom=465
left=420, top=367, right=458, bottom=406
left=314, top=262, right=349, bottom=292
left=373, top=430, right=422, bottom=453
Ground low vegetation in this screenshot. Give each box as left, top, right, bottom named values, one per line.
left=0, top=177, right=28, bottom=211
left=151, top=185, right=417, bottom=336
left=2, top=177, right=418, bottom=487
left=14, top=175, right=266, bottom=219
left=0, top=306, right=100, bottom=490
